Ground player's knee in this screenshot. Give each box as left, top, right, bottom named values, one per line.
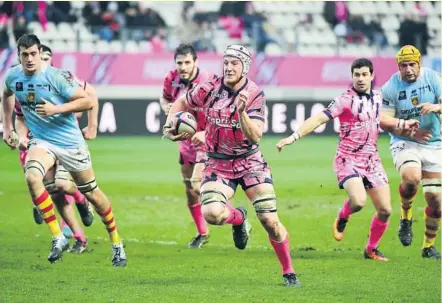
left=54, top=179, right=71, bottom=193
left=401, top=171, right=420, bottom=194
left=25, top=168, right=44, bottom=187
left=377, top=205, right=392, bottom=219
left=24, top=160, right=46, bottom=187
left=349, top=193, right=366, bottom=212
left=200, top=189, right=228, bottom=225
left=202, top=203, right=226, bottom=225
left=422, top=179, right=442, bottom=205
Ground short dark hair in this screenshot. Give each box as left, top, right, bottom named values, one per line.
left=174, top=44, right=197, bottom=61
left=351, top=58, right=373, bottom=74
left=40, top=44, right=52, bottom=55
left=17, top=34, right=41, bottom=53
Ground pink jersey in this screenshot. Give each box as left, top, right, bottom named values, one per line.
left=163, top=68, right=216, bottom=132
left=324, top=87, right=382, bottom=156
left=186, top=77, right=265, bottom=158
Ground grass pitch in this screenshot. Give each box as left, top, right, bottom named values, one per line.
left=0, top=136, right=440, bottom=303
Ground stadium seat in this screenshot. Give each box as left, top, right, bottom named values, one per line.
left=385, top=31, right=399, bottom=46
left=79, top=41, right=95, bottom=53
left=96, top=40, right=111, bottom=54
left=265, top=43, right=283, bottom=55
left=124, top=40, right=140, bottom=53
left=110, top=40, right=123, bottom=53
left=58, top=22, right=76, bottom=40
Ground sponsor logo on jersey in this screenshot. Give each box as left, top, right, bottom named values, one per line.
left=398, top=90, right=406, bottom=100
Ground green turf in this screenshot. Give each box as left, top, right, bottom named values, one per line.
left=0, top=136, right=440, bottom=303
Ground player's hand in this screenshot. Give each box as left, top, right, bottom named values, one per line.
left=418, top=103, right=441, bottom=115
left=404, top=119, right=420, bottom=130
left=163, top=103, right=173, bottom=115
left=82, top=125, right=97, bottom=140
left=36, top=98, right=59, bottom=117
left=2, top=128, right=18, bottom=150
left=18, top=137, right=29, bottom=151
left=235, top=91, right=249, bottom=113
left=413, top=129, right=432, bottom=143
left=276, top=136, right=296, bottom=152
left=191, top=131, right=205, bottom=146
left=162, top=120, right=191, bottom=141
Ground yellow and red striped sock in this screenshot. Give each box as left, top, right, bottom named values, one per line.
left=423, top=208, right=441, bottom=248
left=33, top=190, right=62, bottom=237
left=99, top=206, right=121, bottom=245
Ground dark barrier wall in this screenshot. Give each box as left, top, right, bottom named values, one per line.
left=79, top=99, right=389, bottom=137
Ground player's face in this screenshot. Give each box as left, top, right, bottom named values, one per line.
left=175, top=53, right=196, bottom=80
left=223, top=56, right=242, bottom=85
left=399, top=61, right=419, bottom=83
left=41, top=54, right=52, bottom=65
left=352, top=66, right=373, bottom=93
left=19, top=44, right=41, bottom=74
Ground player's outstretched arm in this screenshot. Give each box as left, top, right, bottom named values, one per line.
left=379, top=109, right=431, bottom=142
left=2, top=86, right=18, bottom=148
left=277, top=111, right=330, bottom=152
left=380, top=109, right=420, bottom=136
left=162, top=95, right=191, bottom=141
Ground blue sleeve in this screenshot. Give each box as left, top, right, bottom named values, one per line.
left=381, top=79, right=396, bottom=110
left=50, top=68, right=79, bottom=101
left=3, top=68, right=14, bottom=92
left=429, top=70, right=442, bottom=99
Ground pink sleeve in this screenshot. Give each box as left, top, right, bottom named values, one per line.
left=162, top=72, right=174, bottom=101
left=246, top=89, right=265, bottom=122
left=323, top=96, right=349, bottom=119
left=186, top=82, right=212, bottom=109
left=14, top=100, right=23, bottom=116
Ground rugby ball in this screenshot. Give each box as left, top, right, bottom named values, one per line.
left=173, top=111, right=197, bottom=136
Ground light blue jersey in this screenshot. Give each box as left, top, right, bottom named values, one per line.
left=4, top=64, right=85, bottom=149
left=382, top=67, right=441, bottom=147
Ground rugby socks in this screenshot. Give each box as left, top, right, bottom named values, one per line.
left=365, top=216, right=389, bottom=252
left=399, top=184, right=417, bottom=221
left=338, top=199, right=353, bottom=219
left=188, top=203, right=208, bottom=235
left=61, top=219, right=69, bottom=230
left=72, top=189, right=87, bottom=205
left=33, top=190, right=62, bottom=237
left=423, top=207, right=441, bottom=248
left=97, top=206, right=121, bottom=245
left=73, top=229, right=87, bottom=242
left=225, top=207, right=245, bottom=226
left=270, top=234, right=295, bottom=275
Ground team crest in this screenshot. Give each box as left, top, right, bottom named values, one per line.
left=229, top=105, right=236, bottom=113
left=27, top=91, right=35, bottom=102
left=411, top=96, right=419, bottom=106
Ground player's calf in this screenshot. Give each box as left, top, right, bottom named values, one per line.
left=26, top=162, right=63, bottom=239
left=422, top=179, right=441, bottom=256
left=76, top=177, right=126, bottom=266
